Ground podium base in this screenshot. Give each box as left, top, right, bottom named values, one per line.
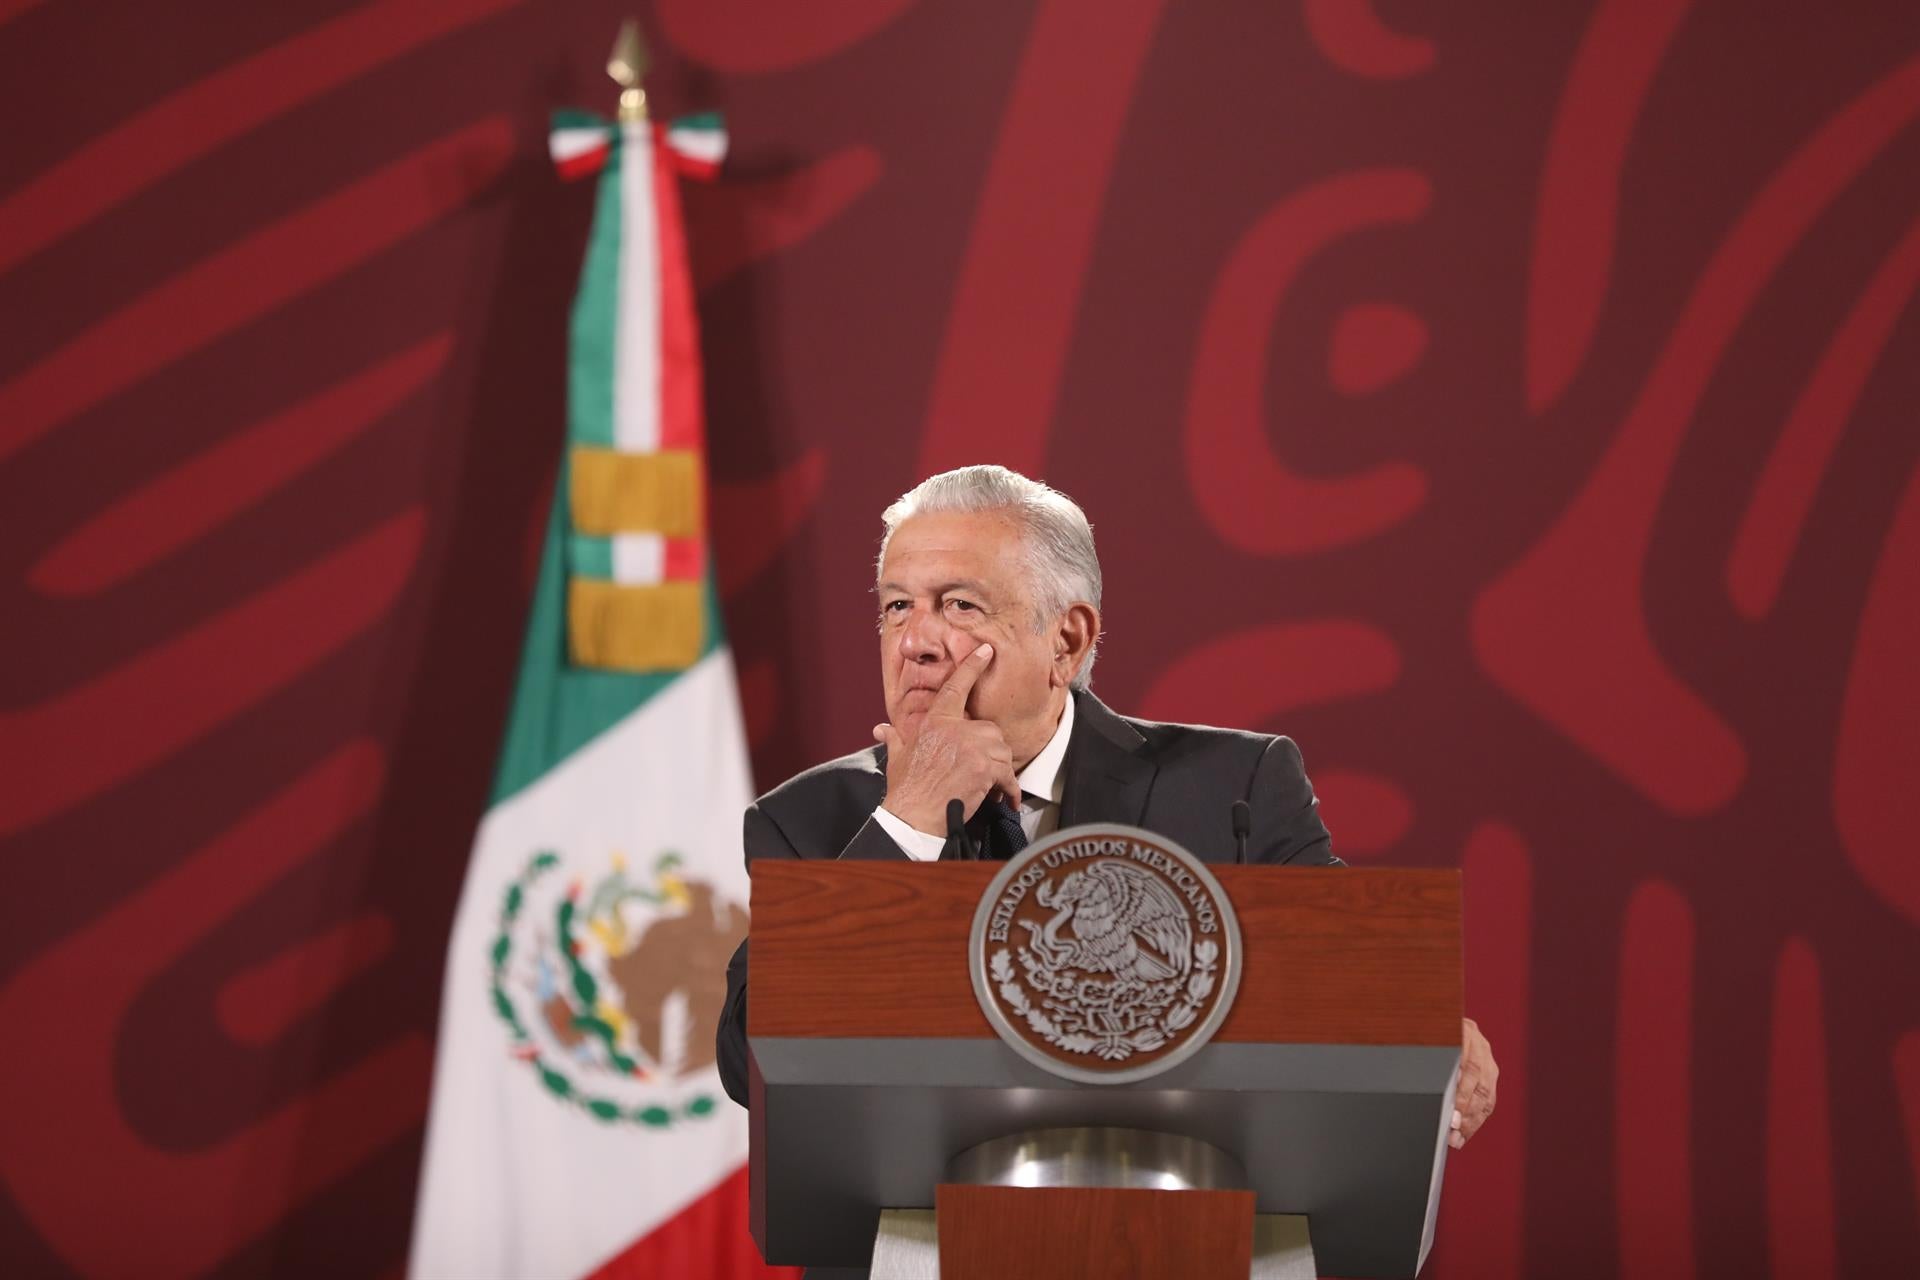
left=868, top=1204, right=1314, bottom=1279
left=946, top=1126, right=1247, bottom=1191
left=864, top=1128, right=1315, bottom=1278
left=1251, top=1214, right=1316, bottom=1279
left=871, top=1209, right=939, bottom=1279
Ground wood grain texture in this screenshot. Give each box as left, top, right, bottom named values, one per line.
left=935, top=1184, right=1254, bottom=1279
left=750, top=863, right=1461, bottom=1046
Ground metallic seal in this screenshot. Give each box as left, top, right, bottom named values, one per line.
left=946, top=1127, right=1250, bottom=1191
left=969, top=823, right=1242, bottom=1085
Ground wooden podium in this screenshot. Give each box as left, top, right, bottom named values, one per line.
left=747, top=861, right=1462, bottom=1277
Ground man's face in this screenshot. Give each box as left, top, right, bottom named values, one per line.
left=876, top=510, right=1064, bottom=759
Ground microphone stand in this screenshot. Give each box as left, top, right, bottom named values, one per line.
left=943, top=797, right=977, bottom=861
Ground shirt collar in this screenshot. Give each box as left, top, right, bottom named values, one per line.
left=1016, top=693, right=1074, bottom=805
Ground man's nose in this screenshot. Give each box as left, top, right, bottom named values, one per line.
left=898, top=606, right=946, bottom=663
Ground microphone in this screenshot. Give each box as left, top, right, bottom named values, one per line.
left=945, top=798, right=975, bottom=861
left=1231, top=800, right=1251, bottom=865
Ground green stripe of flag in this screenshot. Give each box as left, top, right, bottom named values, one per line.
left=569, top=533, right=616, bottom=581
left=551, top=108, right=609, bottom=133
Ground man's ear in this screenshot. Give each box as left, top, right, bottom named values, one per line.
left=1052, top=603, right=1100, bottom=687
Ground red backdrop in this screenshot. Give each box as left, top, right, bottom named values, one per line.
left=2, top=1, right=1918, bottom=1276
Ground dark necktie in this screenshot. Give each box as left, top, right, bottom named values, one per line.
left=980, top=794, right=1029, bottom=859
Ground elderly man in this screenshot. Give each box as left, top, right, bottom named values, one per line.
left=715, top=465, right=1496, bottom=1148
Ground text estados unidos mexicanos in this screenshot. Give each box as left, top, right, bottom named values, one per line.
left=985, top=839, right=1219, bottom=942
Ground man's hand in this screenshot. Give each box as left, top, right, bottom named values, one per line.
left=874, top=644, right=1023, bottom=835
left=1451, top=1016, right=1498, bottom=1149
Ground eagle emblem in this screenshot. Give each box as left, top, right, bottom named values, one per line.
left=1029, top=862, right=1194, bottom=984
left=969, top=825, right=1242, bottom=1084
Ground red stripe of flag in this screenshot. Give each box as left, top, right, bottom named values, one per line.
left=555, top=144, right=612, bottom=182
left=664, top=537, right=705, bottom=582
left=652, top=126, right=705, bottom=453
left=585, top=1167, right=796, bottom=1280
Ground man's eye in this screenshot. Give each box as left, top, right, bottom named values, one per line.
left=946, top=599, right=979, bottom=613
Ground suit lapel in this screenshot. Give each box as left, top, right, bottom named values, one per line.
left=836, top=744, right=908, bottom=860
left=1057, top=690, right=1157, bottom=829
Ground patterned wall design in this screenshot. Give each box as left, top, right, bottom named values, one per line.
left=1, top=1, right=1917, bottom=1275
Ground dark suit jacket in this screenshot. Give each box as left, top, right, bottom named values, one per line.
left=714, top=689, right=1341, bottom=1106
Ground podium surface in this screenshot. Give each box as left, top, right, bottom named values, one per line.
left=748, top=861, right=1462, bottom=1277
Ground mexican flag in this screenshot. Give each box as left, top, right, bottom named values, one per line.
left=410, top=110, right=777, bottom=1279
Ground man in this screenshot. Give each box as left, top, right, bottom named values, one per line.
left=715, top=464, right=1496, bottom=1141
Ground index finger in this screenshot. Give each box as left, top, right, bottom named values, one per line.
left=930, top=643, right=994, bottom=718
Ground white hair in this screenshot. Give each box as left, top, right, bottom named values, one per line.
left=878, top=465, right=1103, bottom=688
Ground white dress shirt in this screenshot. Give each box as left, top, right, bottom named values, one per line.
left=870, top=694, right=1076, bottom=861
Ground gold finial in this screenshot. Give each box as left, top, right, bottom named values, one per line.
left=607, top=18, right=649, bottom=123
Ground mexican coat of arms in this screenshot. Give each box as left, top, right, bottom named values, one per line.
left=969, top=824, right=1243, bottom=1084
